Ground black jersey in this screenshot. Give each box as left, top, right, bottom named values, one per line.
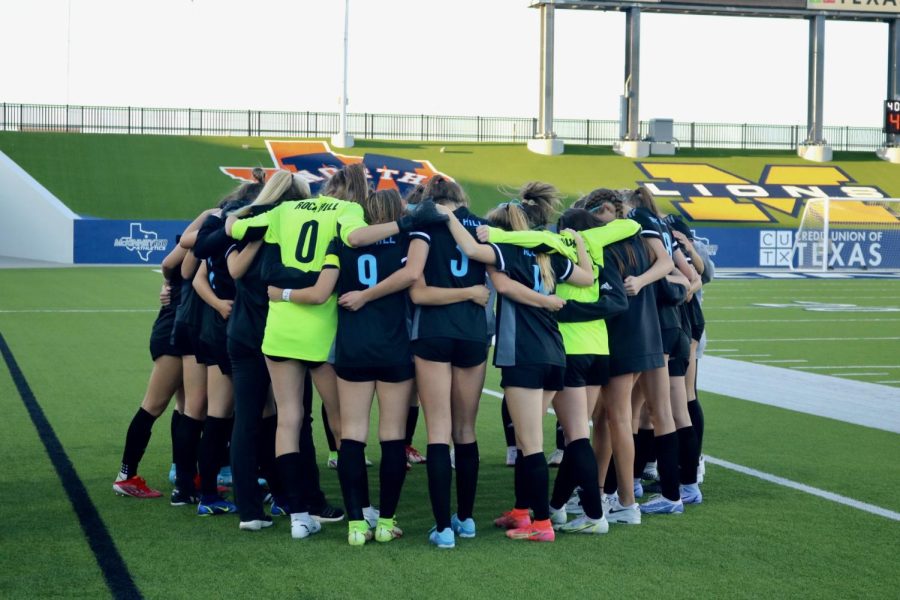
left=493, top=244, right=573, bottom=368
left=331, top=233, right=412, bottom=368
left=150, top=268, right=182, bottom=347
left=225, top=241, right=270, bottom=354
left=605, top=238, right=664, bottom=362
left=173, top=264, right=204, bottom=329
left=629, top=207, right=684, bottom=330
left=410, top=206, right=492, bottom=344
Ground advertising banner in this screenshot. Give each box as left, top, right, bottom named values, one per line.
left=74, top=219, right=189, bottom=265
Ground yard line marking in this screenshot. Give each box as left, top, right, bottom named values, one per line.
left=703, top=349, right=740, bottom=353
left=700, top=356, right=900, bottom=433
left=706, top=318, right=900, bottom=323
left=835, top=372, right=889, bottom=377
left=755, top=359, right=808, bottom=364
left=723, top=354, right=771, bottom=358
left=792, top=365, right=900, bottom=370
left=877, top=380, right=900, bottom=384
left=481, top=388, right=503, bottom=399
left=713, top=337, right=900, bottom=343
left=0, top=309, right=156, bottom=314
left=704, top=456, right=900, bottom=522
left=0, top=332, right=143, bottom=599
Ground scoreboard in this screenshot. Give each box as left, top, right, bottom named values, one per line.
left=886, top=100, right=900, bottom=135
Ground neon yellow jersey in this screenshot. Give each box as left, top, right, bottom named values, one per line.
left=231, top=197, right=366, bottom=360
left=557, top=220, right=640, bottom=355
left=484, top=227, right=579, bottom=262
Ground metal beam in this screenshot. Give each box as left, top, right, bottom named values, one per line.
left=624, top=7, right=641, bottom=141
left=537, top=3, right=556, bottom=138
left=529, top=1, right=899, bottom=23
left=805, top=15, right=825, bottom=144
left=890, top=18, right=900, bottom=145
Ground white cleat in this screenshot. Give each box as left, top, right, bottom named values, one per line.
left=559, top=514, right=609, bottom=535
left=290, top=513, right=322, bottom=539
left=606, top=499, right=642, bottom=525
left=548, top=449, right=564, bottom=467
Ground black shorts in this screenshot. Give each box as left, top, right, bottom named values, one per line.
left=564, top=354, right=610, bottom=388
left=149, top=316, right=181, bottom=361
left=199, top=340, right=233, bottom=376
left=170, top=321, right=198, bottom=357
left=411, top=337, right=488, bottom=369
left=609, top=352, right=665, bottom=378
left=662, top=327, right=691, bottom=361
left=335, top=363, right=415, bottom=383
left=501, top=364, right=565, bottom=391
left=688, top=302, right=705, bottom=342
left=265, top=354, right=325, bottom=369
left=662, top=327, right=691, bottom=378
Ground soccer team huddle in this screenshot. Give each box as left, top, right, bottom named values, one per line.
left=113, top=162, right=714, bottom=547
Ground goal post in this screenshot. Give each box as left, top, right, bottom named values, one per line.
left=790, top=198, right=900, bottom=272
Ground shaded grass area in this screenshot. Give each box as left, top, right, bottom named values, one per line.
left=3, top=132, right=900, bottom=223
left=0, top=270, right=898, bottom=598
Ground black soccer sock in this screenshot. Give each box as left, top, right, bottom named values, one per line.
left=170, top=410, right=181, bottom=464
left=633, top=429, right=655, bottom=477
left=259, top=415, right=280, bottom=497
left=522, top=452, right=550, bottom=521
left=322, top=404, right=338, bottom=453
left=276, top=452, right=307, bottom=514
left=337, top=439, right=367, bottom=521
left=514, top=449, right=529, bottom=510
left=454, top=442, right=479, bottom=521
left=677, top=426, right=700, bottom=485
left=120, top=407, right=158, bottom=477
left=404, top=405, right=419, bottom=446
left=218, top=416, right=234, bottom=469
left=198, top=416, right=230, bottom=498
left=604, top=457, right=619, bottom=495
left=565, top=438, right=602, bottom=519
left=653, top=432, right=681, bottom=501
left=426, top=444, right=452, bottom=530
left=501, top=396, right=516, bottom=448
left=687, top=399, right=705, bottom=453
left=174, top=414, right=203, bottom=494
left=379, top=439, right=408, bottom=519
left=555, top=421, right=565, bottom=451
left=549, top=449, right=575, bottom=509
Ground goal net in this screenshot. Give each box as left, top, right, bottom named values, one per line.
left=790, top=198, right=900, bottom=271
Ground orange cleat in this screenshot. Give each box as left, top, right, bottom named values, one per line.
left=493, top=508, right=531, bottom=530
left=505, top=519, right=555, bottom=542
left=113, top=476, right=162, bottom=499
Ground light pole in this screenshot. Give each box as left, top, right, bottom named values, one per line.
left=331, top=0, right=354, bottom=148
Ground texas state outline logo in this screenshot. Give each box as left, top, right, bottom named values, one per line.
left=220, top=141, right=448, bottom=198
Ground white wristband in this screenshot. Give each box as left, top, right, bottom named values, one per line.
left=282, top=288, right=292, bottom=302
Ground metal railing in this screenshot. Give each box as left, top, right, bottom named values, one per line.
left=0, top=102, right=888, bottom=152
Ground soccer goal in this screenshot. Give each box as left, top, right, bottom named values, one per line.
left=790, top=198, right=900, bottom=271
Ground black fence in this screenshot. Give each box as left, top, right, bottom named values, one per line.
left=0, top=102, right=888, bottom=152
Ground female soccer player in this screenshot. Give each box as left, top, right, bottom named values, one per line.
left=112, top=234, right=197, bottom=498
left=443, top=185, right=595, bottom=542
left=325, top=188, right=427, bottom=545
left=225, top=171, right=341, bottom=530
left=405, top=176, right=492, bottom=548
left=225, top=166, right=447, bottom=540
left=624, top=187, right=699, bottom=514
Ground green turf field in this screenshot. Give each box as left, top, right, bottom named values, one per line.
left=3, top=132, right=900, bottom=224
left=1, top=268, right=898, bottom=599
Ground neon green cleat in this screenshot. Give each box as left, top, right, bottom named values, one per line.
left=374, top=517, right=403, bottom=543
left=348, top=519, right=373, bottom=546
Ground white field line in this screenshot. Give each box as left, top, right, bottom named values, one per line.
left=755, top=359, right=808, bottom=364
left=713, top=337, right=900, bottom=343
left=706, top=318, right=900, bottom=323
left=703, top=349, right=740, bottom=353
left=480, top=387, right=900, bottom=522
left=877, top=380, right=900, bottom=384
left=0, top=308, right=156, bottom=314
left=792, top=365, right=900, bottom=370
left=721, top=354, right=771, bottom=358
left=835, top=372, right=889, bottom=377
left=704, top=456, right=900, bottom=522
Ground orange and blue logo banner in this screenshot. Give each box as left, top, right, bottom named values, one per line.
left=221, top=141, right=446, bottom=198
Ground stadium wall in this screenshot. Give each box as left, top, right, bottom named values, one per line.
left=0, top=150, right=76, bottom=263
